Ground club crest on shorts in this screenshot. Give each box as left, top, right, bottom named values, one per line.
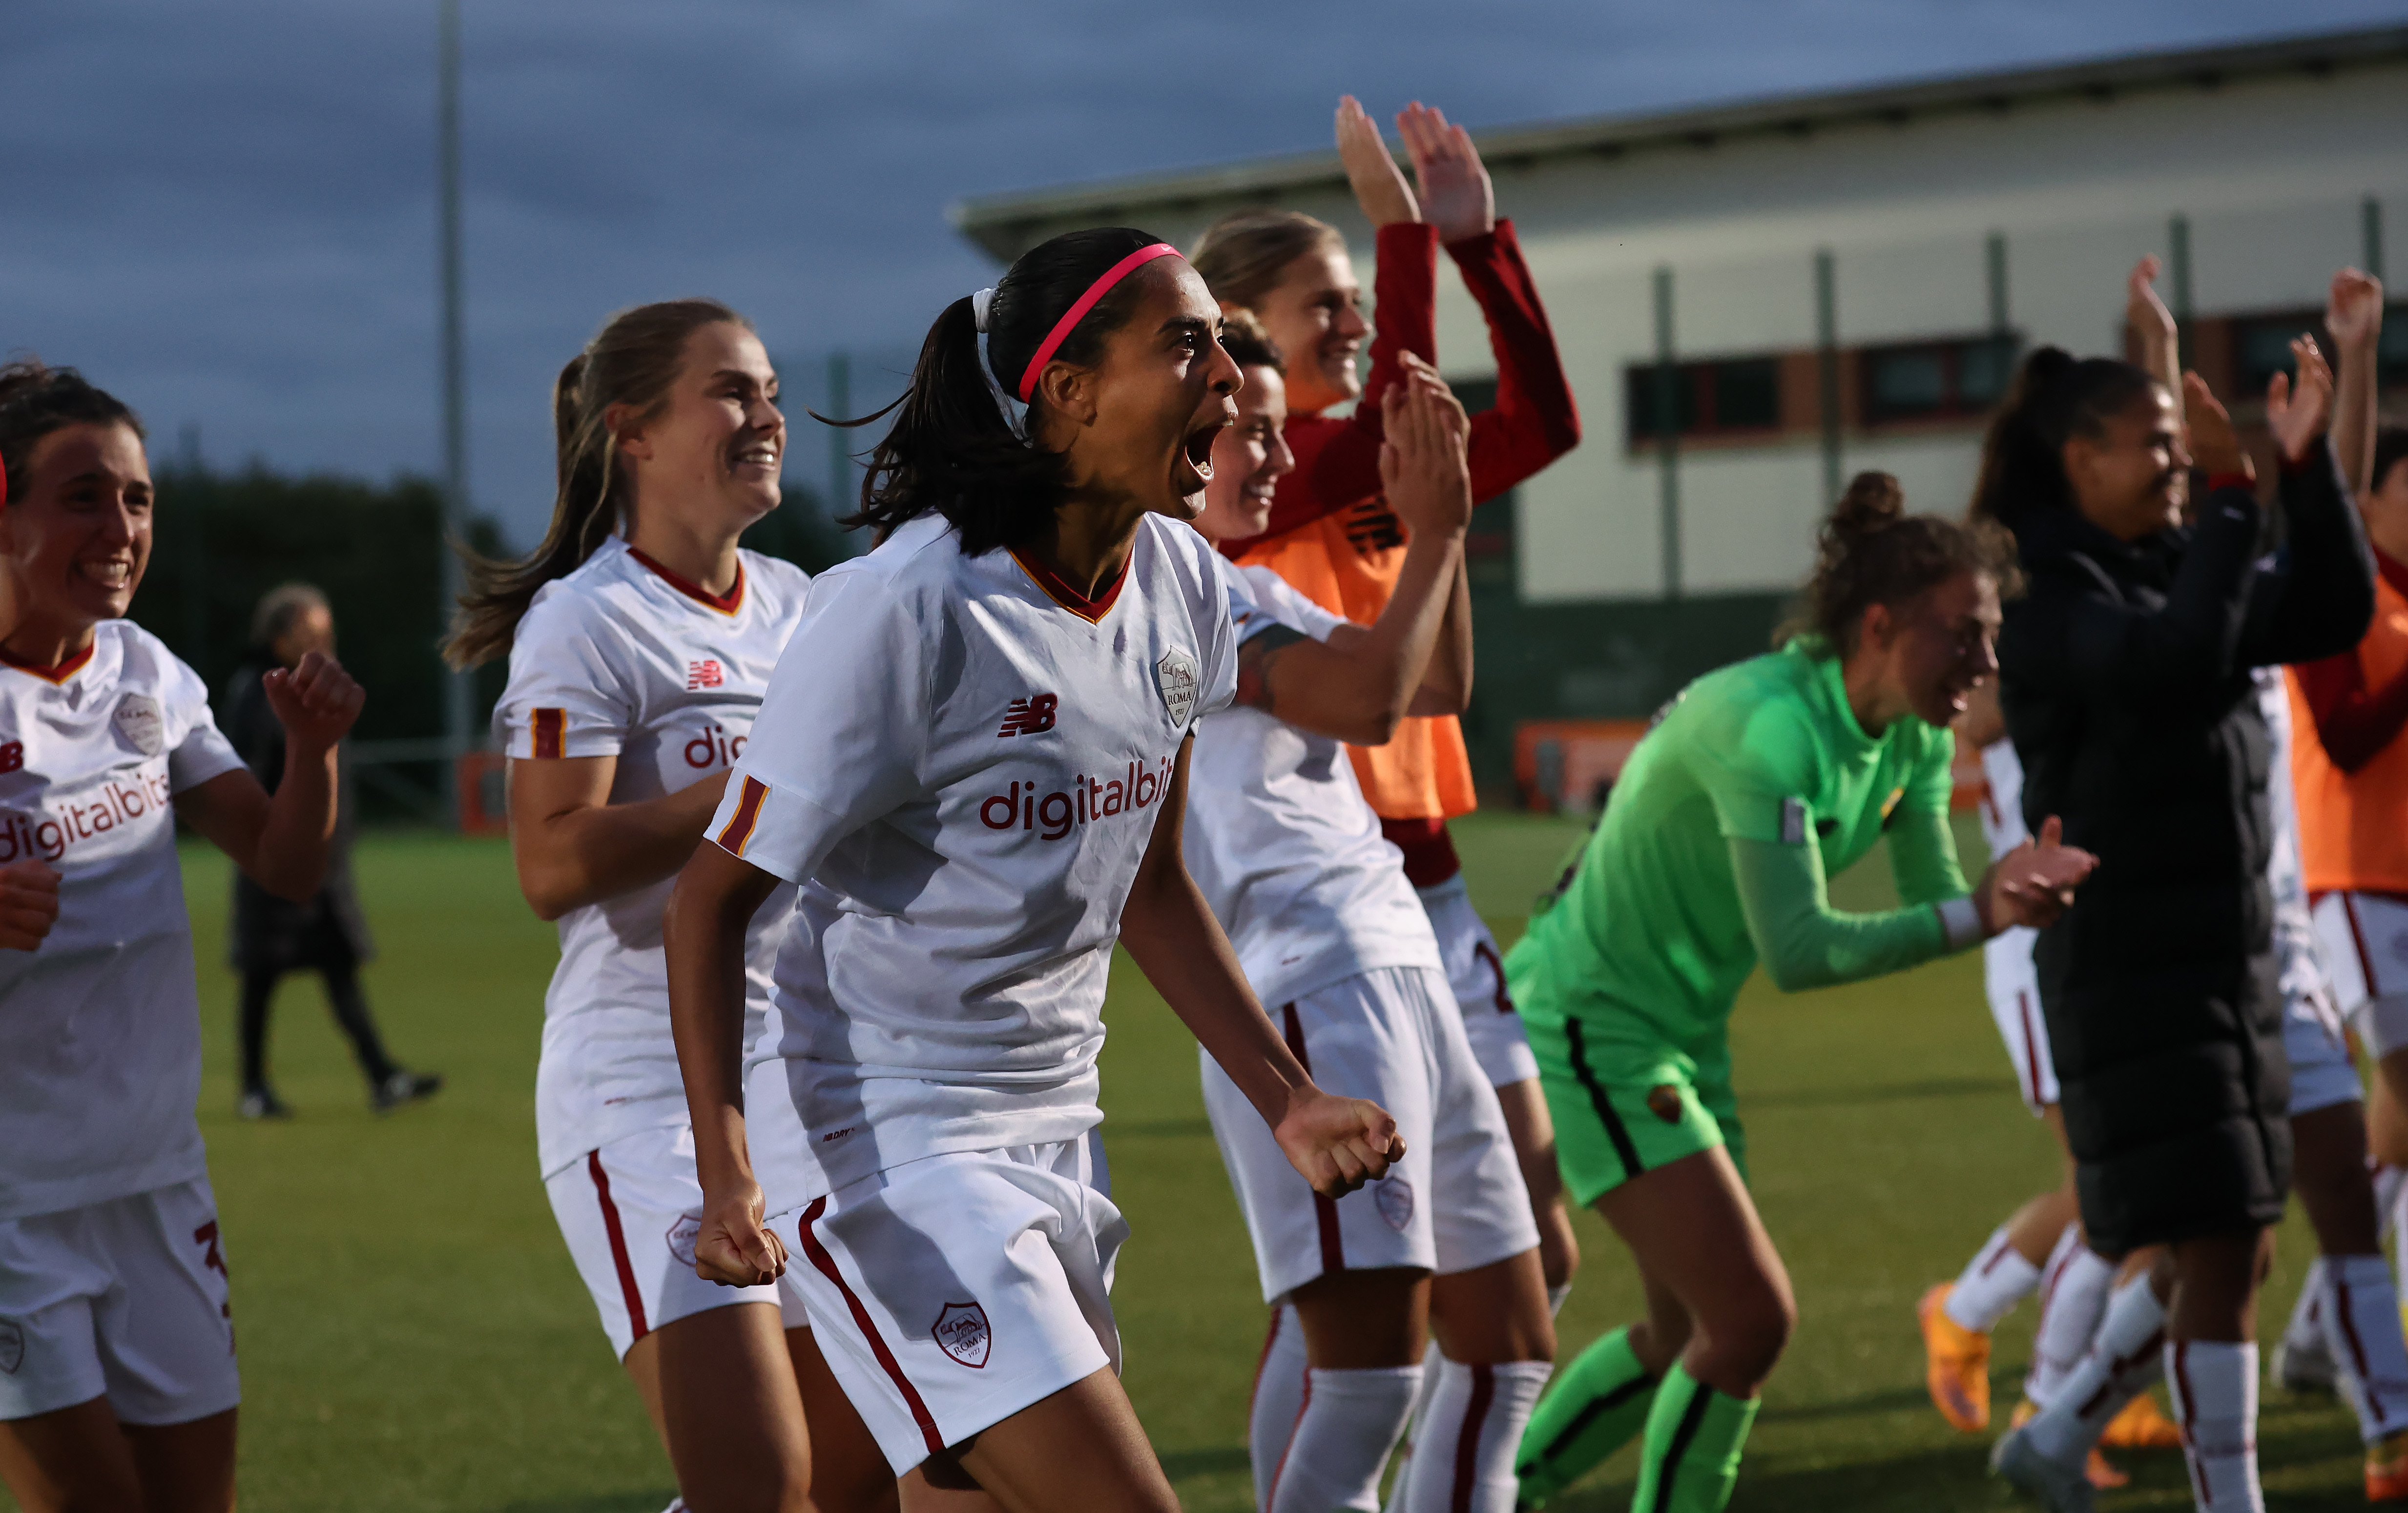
left=0, top=1318, right=21, bottom=1375
left=1645, top=1084, right=1685, bottom=1125
left=664, top=1214, right=702, bottom=1268
left=113, top=693, right=165, bottom=757
left=1374, top=1178, right=1415, bottom=1233
left=933, top=1301, right=991, bottom=1368
left=1154, top=646, right=1199, bottom=727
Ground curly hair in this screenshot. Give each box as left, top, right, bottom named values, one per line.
left=1780, top=471, right=2022, bottom=656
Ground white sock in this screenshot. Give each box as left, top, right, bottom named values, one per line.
left=1945, top=1224, right=2044, bottom=1331
left=2026, top=1272, right=2167, bottom=1465
left=1393, top=1359, right=1552, bottom=1513
left=2026, top=1227, right=2116, bottom=1409
left=1265, top=1365, right=1423, bottom=1513
left=1548, top=1282, right=1571, bottom=1318
left=2281, top=1257, right=2329, bottom=1357
left=1384, top=1338, right=1448, bottom=1513
left=2166, top=1340, right=2264, bottom=1512
left=2319, top=1253, right=2408, bottom=1440
left=1250, top=1306, right=1310, bottom=1512
left=2377, top=1162, right=2406, bottom=1235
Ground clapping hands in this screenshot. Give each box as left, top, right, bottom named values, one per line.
left=1334, top=96, right=1495, bottom=245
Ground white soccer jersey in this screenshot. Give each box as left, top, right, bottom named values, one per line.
left=0, top=621, right=246, bottom=1221
left=713, top=511, right=1242, bottom=1215
left=493, top=538, right=809, bottom=1176
left=1183, top=565, right=1442, bottom=1008
left=2255, top=666, right=2332, bottom=1008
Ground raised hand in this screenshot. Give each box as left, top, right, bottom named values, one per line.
left=2182, top=372, right=2249, bottom=482
left=1975, top=816, right=2097, bottom=934
left=691, top=1177, right=789, bottom=1287
left=2266, top=334, right=2335, bottom=465
left=2127, top=255, right=2178, bottom=347
left=1336, top=95, right=1417, bottom=230
left=2326, top=267, right=2386, bottom=352
left=1273, top=1088, right=1405, bottom=1200
left=262, top=649, right=365, bottom=757
left=1377, top=356, right=1473, bottom=540
left=1396, top=101, right=1494, bottom=245
left=0, top=859, right=61, bottom=952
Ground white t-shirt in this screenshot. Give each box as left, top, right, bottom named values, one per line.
left=1183, top=565, right=1443, bottom=1008
left=0, top=621, right=246, bottom=1221
left=714, top=512, right=1242, bottom=1211
left=493, top=539, right=809, bottom=1176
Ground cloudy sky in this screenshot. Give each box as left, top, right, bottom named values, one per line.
left=8, top=1, right=2405, bottom=544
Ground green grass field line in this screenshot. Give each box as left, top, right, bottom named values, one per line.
left=2, top=816, right=2367, bottom=1511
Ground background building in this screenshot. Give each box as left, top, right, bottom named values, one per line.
left=954, top=24, right=2408, bottom=805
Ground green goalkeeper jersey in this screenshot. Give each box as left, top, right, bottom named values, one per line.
left=1510, top=641, right=1975, bottom=1053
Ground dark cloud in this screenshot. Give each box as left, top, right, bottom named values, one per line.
left=5, top=0, right=2403, bottom=539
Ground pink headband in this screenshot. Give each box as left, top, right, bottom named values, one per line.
left=1015, top=242, right=1180, bottom=402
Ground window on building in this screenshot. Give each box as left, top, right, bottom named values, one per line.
left=1859, top=334, right=2020, bottom=424
left=1624, top=356, right=1782, bottom=444
left=2227, top=303, right=2408, bottom=397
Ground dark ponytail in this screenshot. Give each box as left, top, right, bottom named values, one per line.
left=1781, top=471, right=2020, bottom=657
left=0, top=358, right=145, bottom=505
left=843, top=226, right=1173, bottom=556
left=445, top=298, right=747, bottom=669
left=1970, top=345, right=2159, bottom=529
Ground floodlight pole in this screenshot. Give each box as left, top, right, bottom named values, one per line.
left=437, top=0, right=471, bottom=825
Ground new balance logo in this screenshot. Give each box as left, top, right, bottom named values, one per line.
left=687, top=660, right=725, bottom=690
left=997, top=694, right=1059, bottom=738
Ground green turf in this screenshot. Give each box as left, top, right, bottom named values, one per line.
left=4, top=816, right=2367, bottom=1511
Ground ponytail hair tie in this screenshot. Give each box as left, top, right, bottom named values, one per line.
left=970, top=288, right=996, bottom=334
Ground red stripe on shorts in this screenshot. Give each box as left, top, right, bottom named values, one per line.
left=1453, top=1361, right=1497, bottom=1513
left=2016, top=990, right=2046, bottom=1109
left=2345, top=894, right=2382, bottom=997
left=1281, top=1004, right=1345, bottom=1275
left=585, top=1151, right=648, bottom=1344
left=798, top=1195, right=945, bottom=1455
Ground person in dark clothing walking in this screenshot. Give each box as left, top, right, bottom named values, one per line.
left=226, top=583, right=440, bottom=1118
left=1984, top=330, right=2374, bottom=1513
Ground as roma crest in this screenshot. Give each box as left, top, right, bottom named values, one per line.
left=113, top=693, right=165, bottom=757
left=1373, top=1178, right=1415, bottom=1233
left=1154, top=646, right=1199, bottom=728
left=932, top=1300, right=991, bottom=1369
left=664, top=1215, right=702, bottom=1268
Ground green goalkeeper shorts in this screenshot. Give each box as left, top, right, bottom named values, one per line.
left=1524, top=1009, right=1746, bottom=1208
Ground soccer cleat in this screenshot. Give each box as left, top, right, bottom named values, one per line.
left=372, top=1069, right=444, bottom=1113
left=2371, top=1430, right=2408, bottom=1503
left=237, top=1087, right=292, bottom=1120
left=1991, top=1424, right=2098, bottom=1513
left=2097, top=1391, right=2183, bottom=1450
left=2009, top=1403, right=2129, bottom=1489
left=1918, top=1283, right=1992, bottom=1431
left=2271, top=1332, right=2338, bottom=1394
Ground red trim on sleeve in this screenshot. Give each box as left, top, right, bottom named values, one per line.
left=1008, top=549, right=1126, bottom=623
left=798, top=1196, right=946, bottom=1455
left=531, top=707, right=566, bottom=760
left=2204, top=472, right=2255, bottom=496
left=626, top=545, right=746, bottom=616
left=715, top=775, right=768, bottom=855
left=0, top=642, right=96, bottom=685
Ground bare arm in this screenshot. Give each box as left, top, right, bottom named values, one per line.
left=507, top=756, right=731, bottom=921
left=1242, top=372, right=1473, bottom=743
left=1404, top=551, right=1473, bottom=717
left=2128, top=256, right=2183, bottom=425
left=1121, top=737, right=1401, bottom=1198
left=175, top=651, right=363, bottom=902
left=2327, top=267, right=2386, bottom=500
left=664, top=839, right=789, bottom=1287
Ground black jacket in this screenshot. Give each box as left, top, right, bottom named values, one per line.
left=223, top=664, right=374, bottom=974
left=1999, top=442, right=2373, bottom=1253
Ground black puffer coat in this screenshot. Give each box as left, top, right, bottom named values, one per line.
left=1999, top=444, right=2372, bottom=1255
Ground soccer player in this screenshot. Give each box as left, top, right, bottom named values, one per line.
left=666, top=228, right=1403, bottom=1513
left=1186, top=315, right=1552, bottom=1513
left=1982, top=332, right=2374, bottom=1513
left=445, top=302, right=886, bottom=1512
left=1189, top=97, right=1584, bottom=1303
left=1509, top=473, right=2096, bottom=1512
left=0, top=359, right=363, bottom=1513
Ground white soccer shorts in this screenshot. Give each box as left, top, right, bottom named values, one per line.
left=0, top=1178, right=239, bottom=1425
left=1415, top=873, right=1540, bottom=1088
left=2284, top=974, right=2363, bottom=1116
left=773, top=1135, right=1126, bottom=1474
left=1985, top=926, right=2058, bottom=1115
left=2313, top=892, right=2408, bottom=1057
left=1203, top=964, right=1540, bottom=1303
left=545, top=1121, right=801, bottom=1361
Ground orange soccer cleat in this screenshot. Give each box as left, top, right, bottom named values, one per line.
left=2009, top=1401, right=2129, bottom=1489
left=2098, top=1392, right=2184, bottom=1450
left=2370, top=1430, right=2408, bottom=1502
left=1919, top=1284, right=1992, bottom=1431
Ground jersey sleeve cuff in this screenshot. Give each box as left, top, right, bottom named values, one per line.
left=1936, top=895, right=1982, bottom=952
left=707, top=773, right=842, bottom=885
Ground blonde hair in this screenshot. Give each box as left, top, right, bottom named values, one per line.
left=1191, top=209, right=1346, bottom=310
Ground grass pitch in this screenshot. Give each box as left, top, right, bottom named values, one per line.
left=3, top=816, right=2367, bottom=1511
